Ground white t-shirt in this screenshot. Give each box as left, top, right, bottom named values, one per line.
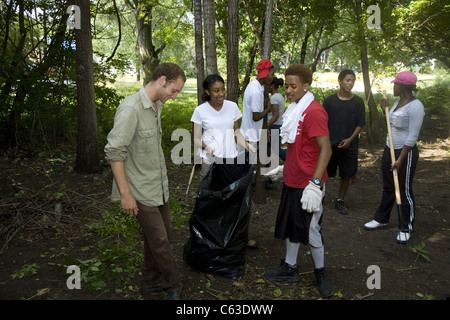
left=240, top=78, right=264, bottom=142
left=191, top=100, right=242, bottom=159
left=268, top=92, right=286, bottom=126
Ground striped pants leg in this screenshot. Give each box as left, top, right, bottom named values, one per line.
left=374, top=145, right=419, bottom=232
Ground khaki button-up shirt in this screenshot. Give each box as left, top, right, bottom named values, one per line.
left=104, top=86, right=169, bottom=207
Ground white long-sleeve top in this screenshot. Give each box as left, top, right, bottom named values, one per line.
left=387, top=97, right=425, bottom=149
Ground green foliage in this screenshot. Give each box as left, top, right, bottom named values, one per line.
left=416, top=292, right=435, bottom=300
left=417, top=77, right=450, bottom=116
left=160, top=92, right=198, bottom=154
left=77, top=204, right=143, bottom=292
left=170, top=187, right=191, bottom=230
left=12, top=263, right=40, bottom=279
left=409, top=242, right=431, bottom=263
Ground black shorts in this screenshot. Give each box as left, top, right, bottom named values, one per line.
left=327, top=146, right=358, bottom=181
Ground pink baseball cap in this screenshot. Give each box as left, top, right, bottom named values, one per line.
left=391, top=71, right=417, bottom=85
left=257, top=59, right=273, bottom=79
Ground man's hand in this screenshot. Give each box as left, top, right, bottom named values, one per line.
left=301, top=181, right=322, bottom=213
left=121, top=193, right=139, bottom=216
left=338, top=138, right=351, bottom=149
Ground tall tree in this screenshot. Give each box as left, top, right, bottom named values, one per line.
left=193, top=0, right=205, bottom=105
left=241, top=0, right=265, bottom=90
left=203, top=0, right=218, bottom=75
left=226, top=0, right=239, bottom=103
left=262, top=0, right=273, bottom=59
left=126, top=1, right=164, bottom=85
left=354, top=0, right=381, bottom=143
left=74, top=0, right=100, bottom=173
left=395, top=0, right=450, bottom=68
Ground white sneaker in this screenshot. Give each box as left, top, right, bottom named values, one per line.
left=397, top=232, right=411, bottom=244
left=364, top=220, right=387, bottom=230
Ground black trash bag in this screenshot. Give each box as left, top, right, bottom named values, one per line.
left=183, top=162, right=254, bottom=279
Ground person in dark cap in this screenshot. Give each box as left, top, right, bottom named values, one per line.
left=364, top=71, right=425, bottom=244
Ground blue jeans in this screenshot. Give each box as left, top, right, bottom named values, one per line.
left=268, top=124, right=286, bottom=162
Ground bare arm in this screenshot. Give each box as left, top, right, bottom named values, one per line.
left=252, top=100, right=272, bottom=122
left=267, top=103, right=279, bottom=128
left=234, top=121, right=256, bottom=152
left=192, top=122, right=213, bottom=156
left=312, top=135, right=332, bottom=180
left=110, top=161, right=138, bottom=216
left=338, top=125, right=363, bottom=148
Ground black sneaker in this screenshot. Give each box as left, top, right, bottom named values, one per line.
left=263, top=260, right=300, bottom=282
left=314, top=268, right=334, bottom=298
left=335, top=199, right=348, bottom=215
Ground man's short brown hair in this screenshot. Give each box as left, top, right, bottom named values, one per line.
left=285, top=64, right=313, bottom=85
left=151, top=63, right=186, bottom=83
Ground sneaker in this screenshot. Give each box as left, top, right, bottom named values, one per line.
left=364, top=220, right=387, bottom=230
left=263, top=260, right=300, bottom=282
left=397, top=231, right=411, bottom=244
left=335, top=199, right=348, bottom=214
left=314, top=268, right=334, bottom=298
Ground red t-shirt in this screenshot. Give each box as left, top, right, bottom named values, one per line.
left=284, top=100, right=329, bottom=189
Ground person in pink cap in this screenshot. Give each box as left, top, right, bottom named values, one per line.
left=364, top=71, right=425, bottom=244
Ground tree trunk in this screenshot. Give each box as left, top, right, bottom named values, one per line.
left=262, top=0, right=273, bottom=60
left=226, top=0, right=239, bottom=103
left=74, top=0, right=100, bottom=174
left=242, top=39, right=258, bottom=93
left=2, top=0, right=26, bottom=148
left=130, top=2, right=165, bottom=85
left=300, top=28, right=311, bottom=65
left=194, top=0, right=205, bottom=105
left=203, top=0, right=218, bottom=75
left=254, top=0, right=274, bottom=205
left=355, top=0, right=381, bottom=144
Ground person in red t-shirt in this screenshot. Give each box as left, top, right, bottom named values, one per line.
left=263, top=64, right=333, bottom=298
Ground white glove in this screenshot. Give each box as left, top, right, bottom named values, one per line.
left=301, top=181, right=322, bottom=212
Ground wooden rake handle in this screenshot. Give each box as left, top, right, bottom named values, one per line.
left=383, top=90, right=402, bottom=205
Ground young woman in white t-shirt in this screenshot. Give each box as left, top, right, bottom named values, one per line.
left=191, top=74, right=254, bottom=177
left=267, top=77, right=286, bottom=162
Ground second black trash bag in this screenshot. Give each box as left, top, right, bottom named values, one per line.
left=183, top=162, right=254, bottom=279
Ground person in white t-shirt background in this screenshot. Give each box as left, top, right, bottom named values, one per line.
left=267, top=77, right=286, bottom=162
left=240, top=59, right=275, bottom=145
left=191, top=74, right=254, bottom=177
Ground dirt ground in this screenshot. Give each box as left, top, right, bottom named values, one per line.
left=0, top=115, right=449, bottom=304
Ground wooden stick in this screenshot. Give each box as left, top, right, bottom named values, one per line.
left=186, top=164, right=196, bottom=196
left=383, top=90, right=401, bottom=206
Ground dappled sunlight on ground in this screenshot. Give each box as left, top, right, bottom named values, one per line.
left=418, top=138, right=450, bottom=162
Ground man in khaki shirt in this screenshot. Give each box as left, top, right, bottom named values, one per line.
left=104, top=63, right=186, bottom=300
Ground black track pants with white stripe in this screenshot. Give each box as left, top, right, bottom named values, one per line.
left=374, top=145, right=419, bottom=232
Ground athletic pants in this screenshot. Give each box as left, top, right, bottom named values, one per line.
left=374, top=145, right=419, bottom=232
left=136, top=201, right=182, bottom=291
